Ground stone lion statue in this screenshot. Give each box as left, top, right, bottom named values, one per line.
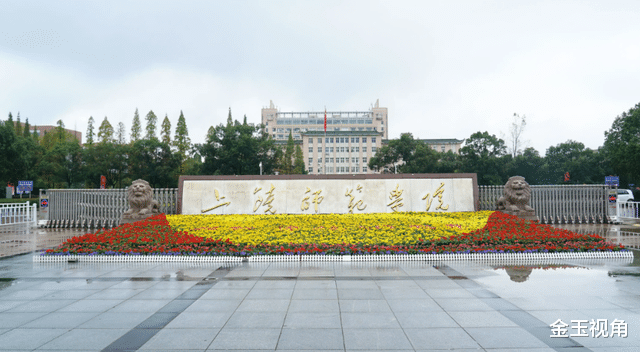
left=496, top=176, right=534, bottom=212
left=120, top=179, right=160, bottom=224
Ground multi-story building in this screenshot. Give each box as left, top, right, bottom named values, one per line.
left=262, top=100, right=387, bottom=174
left=261, top=100, right=463, bottom=175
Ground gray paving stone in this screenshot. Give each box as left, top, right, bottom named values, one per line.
left=464, top=327, right=549, bottom=349
left=208, top=328, right=280, bottom=350
left=22, top=312, right=100, bottom=328
left=284, top=312, right=341, bottom=328
left=39, top=328, right=130, bottom=350
left=341, top=312, right=400, bottom=329
left=404, top=327, right=480, bottom=349
left=225, top=311, right=286, bottom=328
left=395, top=311, right=460, bottom=328
left=339, top=299, right=391, bottom=313
left=448, top=310, right=520, bottom=327
left=277, top=328, right=344, bottom=350
left=0, top=328, right=69, bottom=350
left=338, top=288, right=384, bottom=300
left=343, top=328, right=413, bottom=350
left=0, top=312, right=48, bottom=328
left=292, top=288, right=338, bottom=300
left=288, top=299, right=340, bottom=313
left=139, top=328, right=219, bottom=350
left=82, top=311, right=155, bottom=329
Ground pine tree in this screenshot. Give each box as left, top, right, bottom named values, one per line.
left=6, top=112, right=14, bottom=134
left=293, top=145, right=305, bottom=174
left=282, top=131, right=294, bottom=174
left=131, top=108, right=142, bottom=142
left=117, top=122, right=126, bottom=144
left=22, top=118, right=31, bottom=138
left=173, top=110, right=191, bottom=163
left=145, top=110, right=158, bottom=140
left=15, top=116, right=22, bottom=136
left=161, top=114, right=171, bottom=144
left=86, top=116, right=95, bottom=145
left=97, top=116, right=114, bottom=143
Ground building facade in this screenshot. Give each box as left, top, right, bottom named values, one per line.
left=261, top=100, right=463, bottom=175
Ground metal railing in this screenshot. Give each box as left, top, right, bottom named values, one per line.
left=1, top=202, right=37, bottom=257
left=616, top=201, right=640, bottom=224
left=43, top=188, right=178, bottom=228
left=478, top=184, right=610, bottom=224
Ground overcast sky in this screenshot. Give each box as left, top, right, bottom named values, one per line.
left=2, top=0, right=639, bottom=155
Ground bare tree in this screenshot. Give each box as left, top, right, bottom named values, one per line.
left=509, top=113, right=527, bottom=157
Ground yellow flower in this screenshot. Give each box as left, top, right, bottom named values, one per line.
left=167, top=211, right=493, bottom=246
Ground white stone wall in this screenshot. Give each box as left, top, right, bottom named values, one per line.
left=180, top=177, right=476, bottom=215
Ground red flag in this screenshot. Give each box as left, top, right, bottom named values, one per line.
left=564, top=172, right=570, bottom=182
left=324, top=108, right=327, bottom=132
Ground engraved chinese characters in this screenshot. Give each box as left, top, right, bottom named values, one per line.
left=180, top=176, right=475, bottom=215
left=301, top=188, right=324, bottom=213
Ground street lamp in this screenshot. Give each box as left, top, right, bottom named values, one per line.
left=259, top=162, right=263, bottom=176
left=394, top=164, right=397, bottom=174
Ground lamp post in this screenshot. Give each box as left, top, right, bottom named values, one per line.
left=394, top=164, right=397, bottom=174
left=259, top=162, right=263, bottom=176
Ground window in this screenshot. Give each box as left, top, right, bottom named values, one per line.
left=318, top=167, right=322, bottom=173
left=372, top=147, right=377, bottom=153
left=372, top=137, right=377, bottom=143
left=317, top=147, right=322, bottom=153
left=362, top=137, right=367, bottom=143
left=362, top=166, right=367, bottom=172
left=325, top=138, right=330, bottom=143
left=329, top=157, right=333, bottom=163
left=317, top=138, right=322, bottom=143
left=309, top=167, right=313, bottom=173
left=355, top=147, right=359, bottom=152
left=308, top=158, right=313, bottom=165
left=309, top=138, right=313, bottom=144
left=318, top=158, right=322, bottom=164
left=352, top=157, right=358, bottom=163
left=328, top=167, right=333, bottom=173
left=351, top=137, right=355, bottom=143
left=309, top=147, right=313, bottom=153
left=330, top=138, right=334, bottom=143
left=272, top=128, right=276, bottom=132
left=351, top=147, right=356, bottom=153
left=441, top=145, right=445, bottom=152
left=363, top=147, right=367, bottom=153
left=352, top=166, right=357, bottom=173
left=362, top=157, right=367, bottom=163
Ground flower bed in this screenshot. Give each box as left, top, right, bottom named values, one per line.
left=40, top=211, right=627, bottom=257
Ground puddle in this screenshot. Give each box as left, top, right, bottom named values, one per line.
left=0, top=278, right=16, bottom=291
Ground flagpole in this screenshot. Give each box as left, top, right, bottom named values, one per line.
left=324, top=106, right=327, bottom=175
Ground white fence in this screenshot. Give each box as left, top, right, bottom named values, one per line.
left=616, top=201, right=640, bottom=224
left=42, top=188, right=178, bottom=228
left=478, top=184, right=610, bottom=224
left=0, top=202, right=37, bottom=257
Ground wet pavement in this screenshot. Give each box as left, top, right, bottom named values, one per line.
left=0, top=225, right=639, bottom=351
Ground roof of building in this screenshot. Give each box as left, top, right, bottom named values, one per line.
left=301, top=130, right=383, bottom=136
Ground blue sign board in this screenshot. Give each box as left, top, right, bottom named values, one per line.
left=605, top=176, right=619, bottom=187
left=17, top=180, right=33, bottom=194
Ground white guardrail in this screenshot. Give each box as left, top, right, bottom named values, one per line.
left=616, top=200, right=640, bottom=224
left=0, top=202, right=37, bottom=227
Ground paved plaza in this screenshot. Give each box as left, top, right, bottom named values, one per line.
left=1, top=246, right=639, bottom=351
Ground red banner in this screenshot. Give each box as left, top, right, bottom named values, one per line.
left=100, top=175, right=106, bottom=189
left=324, top=108, right=327, bottom=132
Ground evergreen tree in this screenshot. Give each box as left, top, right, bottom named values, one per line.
left=116, top=122, right=126, bottom=144
left=293, top=145, right=306, bottom=174
left=161, top=114, right=171, bottom=144
left=97, top=116, right=114, bottom=143
left=22, top=118, right=31, bottom=138
left=173, top=110, right=191, bottom=164
left=6, top=112, right=14, bottom=134
left=131, top=108, right=142, bottom=142
left=86, top=116, right=95, bottom=145
left=145, top=110, right=158, bottom=140
left=281, top=131, right=295, bottom=174
left=15, top=116, right=22, bottom=136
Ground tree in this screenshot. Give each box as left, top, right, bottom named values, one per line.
left=131, top=108, right=142, bottom=142
left=15, top=115, right=22, bottom=136
left=509, top=113, right=527, bottom=157
left=509, top=147, right=546, bottom=184
left=544, top=140, right=607, bottom=184
left=160, top=114, right=171, bottom=144
left=604, top=102, right=640, bottom=187
left=145, top=110, right=158, bottom=140
left=128, top=139, right=180, bottom=188
left=279, top=131, right=295, bottom=174
left=116, top=122, right=126, bottom=144
left=22, top=118, right=31, bottom=139
left=293, top=145, right=306, bottom=174
left=97, top=116, right=114, bottom=143
left=173, top=110, right=191, bottom=166
left=0, top=118, right=23, bottom=187
left=459, top=131, right=509, bottom=185
left=199, top=109, right=277, bottom=175
left=86, top=116, right=95, bottom=145
left=6, top=112, right=14, bottom=134
left=368, top=133, right=418, bottom=173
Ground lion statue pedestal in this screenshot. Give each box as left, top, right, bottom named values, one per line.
left=120, top=179, right=160, bottom=225
left=496, top=176, right=539, bottom=223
